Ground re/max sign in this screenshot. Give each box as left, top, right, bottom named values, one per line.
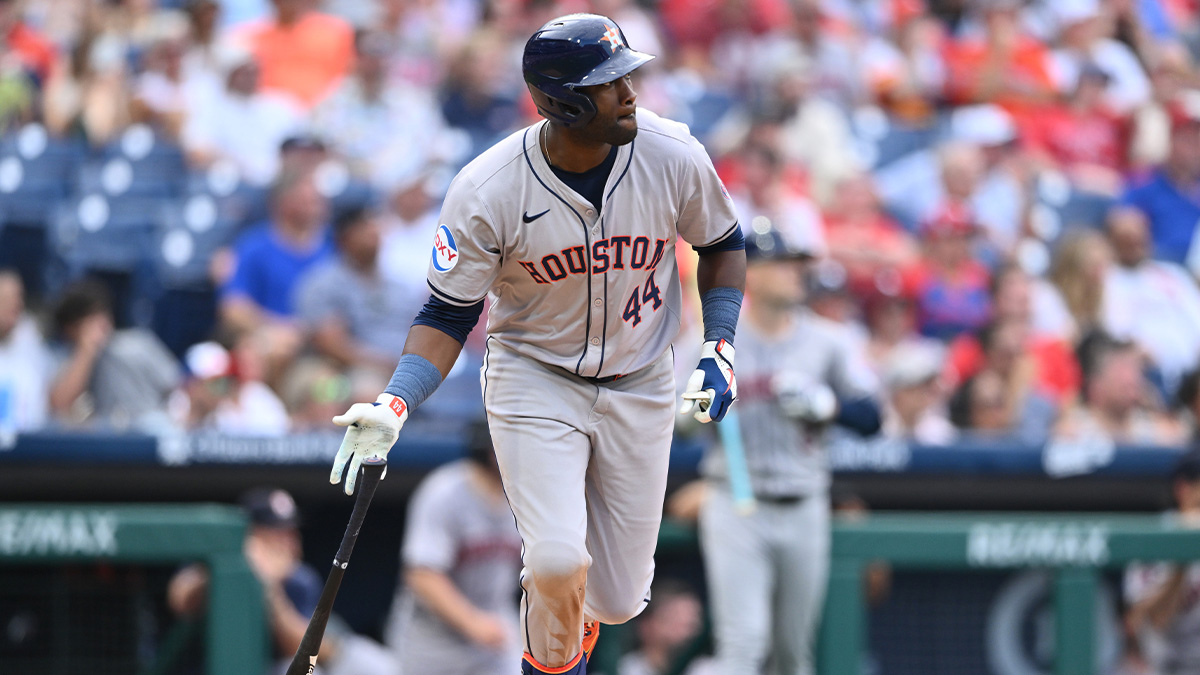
left=0, top=511, right=119, bottom=556
left=967, top=522, right=1109, bottom=567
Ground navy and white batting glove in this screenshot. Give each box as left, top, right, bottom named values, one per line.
left=330, top=393, right=408, bottom=495
left=773, top=375, right=838, bottom=424
left=680, top=339, right=737, bottom=423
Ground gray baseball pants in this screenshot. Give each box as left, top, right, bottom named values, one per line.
left=700, top=485, right=830, bottom=675
left=482, top=339, right=675, bottom=666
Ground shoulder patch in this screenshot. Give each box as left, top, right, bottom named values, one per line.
left=432, top=224, right=459, bottom=272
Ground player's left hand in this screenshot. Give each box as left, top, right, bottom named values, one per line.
left=680, top=339, right=737, bottom=423
left=330, top=393, right=407, bottom=495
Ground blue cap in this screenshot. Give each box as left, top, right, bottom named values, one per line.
left=745, top=228, right=812, bottom=262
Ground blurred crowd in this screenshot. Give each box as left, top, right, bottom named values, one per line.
left=3, top=0, right=1200, bottom=448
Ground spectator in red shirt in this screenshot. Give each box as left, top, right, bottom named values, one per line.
left=942, top=0, right=1057, bottom=121
left=948, top=317, right=1059, bottom=441
left=824, top=172, right=918, bottom=300
left=902, top=203, right=992, bottom=341
left=947, top=264, right=1082, bottom=407
left=233, top=0, right=354, bottom=109
left=1024, top=64, right=1127, bottom=197
left=1, top=0, right=56, bottom=83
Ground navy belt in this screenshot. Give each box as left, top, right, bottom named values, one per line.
left=756, top=494, right=806, bottom=505
left=583, top=373, right=625, bottom=385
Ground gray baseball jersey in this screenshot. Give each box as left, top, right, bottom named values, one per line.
left=699, top=308, right=876, bottom=498
left=426, top=109, right=739, bottom=379
left=385, top=460, right=524, bottom=674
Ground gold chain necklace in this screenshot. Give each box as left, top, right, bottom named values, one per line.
left=540, top=123, right=554, bottom=168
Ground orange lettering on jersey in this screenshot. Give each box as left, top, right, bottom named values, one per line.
left=520, top=237, right=668, bottom=284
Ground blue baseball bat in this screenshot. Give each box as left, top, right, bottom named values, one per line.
left=716, top=408, right=756, bottom=515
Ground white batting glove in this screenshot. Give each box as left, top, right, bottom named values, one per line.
left=330, top=393, right=408, bottom=495
left=773, top=374, right=838, bottom=424
left=680, top=340, right=737, bottom=423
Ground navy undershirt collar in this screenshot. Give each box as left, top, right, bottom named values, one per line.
left=549, top=144, right=619, bottom=214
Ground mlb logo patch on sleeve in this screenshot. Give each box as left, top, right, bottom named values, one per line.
left=432, top=224, right=459, bottom=272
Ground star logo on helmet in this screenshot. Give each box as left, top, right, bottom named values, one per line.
left=600, top=26, right=623, bottom=52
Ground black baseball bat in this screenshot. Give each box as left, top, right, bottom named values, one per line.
left=284, top=458, right=387, bottom=675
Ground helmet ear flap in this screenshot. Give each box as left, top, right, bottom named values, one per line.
left=526, top=83, right=597, bottom=128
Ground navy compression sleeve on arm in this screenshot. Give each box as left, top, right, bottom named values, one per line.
left=700, top=287, right=744, bottom=345
left=412, top=295, right=485, bottom=345
left=693, top=225, right=746, bottom=255
left=384, top=354, right=443, bottom=409
left=835, top=396, right=882, bottom=436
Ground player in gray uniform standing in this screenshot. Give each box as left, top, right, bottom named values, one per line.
left=698, top=226, right=880, bottom=675
left=385, top=420, right=524, bottom=675
left=326, top=14, right=746, bottom=675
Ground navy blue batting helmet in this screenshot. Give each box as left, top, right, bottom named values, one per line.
left=522, top=14, right=655, bottom=128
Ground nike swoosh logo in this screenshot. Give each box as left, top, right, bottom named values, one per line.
left=522, top=209, right=550, bottom=223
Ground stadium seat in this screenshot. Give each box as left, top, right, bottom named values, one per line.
left=153, top=194, right=238, bottom=289
left=84, top=124, right=188, bottom=198
left=184, top=165, right=272, bottom=231
left=0, top=125, right=83, bottom=301
left=49, top=194, right=165, bottom=274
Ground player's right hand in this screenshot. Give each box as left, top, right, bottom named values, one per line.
left=680, top=339, right=737, bottom=423
left=773, top=374, right=838, bottom=424
left=330, top=393, right=408, bottom=495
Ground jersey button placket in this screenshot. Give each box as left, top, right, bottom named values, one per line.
left=594, top=298, right=602, bottom=307
left=590, top=337, right=600, bottom=346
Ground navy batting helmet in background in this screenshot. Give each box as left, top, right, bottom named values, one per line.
left=522, top=13, right=655, bottom=128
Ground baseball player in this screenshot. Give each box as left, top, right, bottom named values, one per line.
left=327, top=13, right=746, bottom=675
left=384, top=420, right=524, bottom=674
left=698, top=226, right=880, bottom=675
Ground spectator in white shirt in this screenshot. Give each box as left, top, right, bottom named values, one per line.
left=311, top=28, right=458, bottom=190
left=181, top=44, right=304, bottom=186
left=1050, top=0, right=1151, bottom=115
left=0, top=270, right=51, bottom=435
left=168, top=340, right=289, bottom=436
left=1102, top=205, right=1200, bottom=396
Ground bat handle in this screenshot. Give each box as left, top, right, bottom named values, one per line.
left=334, top=459, right=386, bottom=566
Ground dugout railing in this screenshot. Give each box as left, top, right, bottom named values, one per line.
left=605, top=513, right=1200, bottom=675
left=823, top=512, right=1200, bottom=675
left=4, top=505, right=1200, bottom=674
left=0, top=504, right=265, bottom=675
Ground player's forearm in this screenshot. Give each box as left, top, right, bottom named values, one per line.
left=401, top=325, right=466, bottom=378
left=695, top=249, right=746, bottom=296
left=378, top=325, right=465, bottom=412
left=405, top=567, right=491, bottom=638
left=49, top=348, right=101, bottom=413
left=695, top=249, right=746, bottom=345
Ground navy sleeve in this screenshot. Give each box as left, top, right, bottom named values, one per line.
left=835, top=396, right=882, bottom=436
left=694, top=224, right=745, bottom=256
left=412, top=294, right=485, bottom=345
